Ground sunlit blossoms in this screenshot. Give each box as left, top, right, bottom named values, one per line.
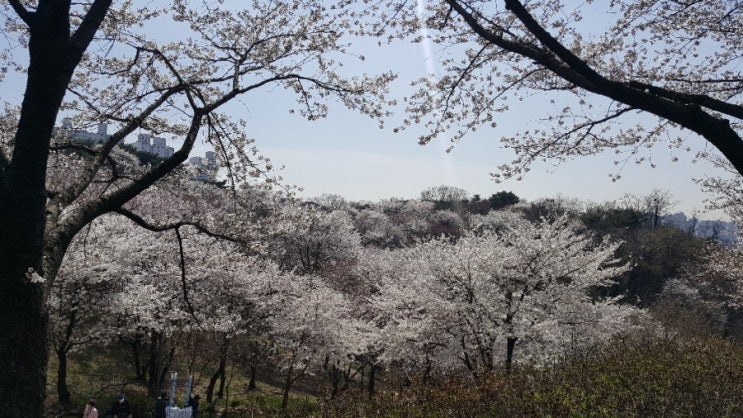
left=370, top=214, right=638, bottom=375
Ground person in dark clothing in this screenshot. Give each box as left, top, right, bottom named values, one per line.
left=189, top=394, right=200, bottom=418
left=154, top=391, right=168, bottom=418
left=110, top=393, right=132, bottom=418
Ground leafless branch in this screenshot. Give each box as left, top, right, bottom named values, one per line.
left=8, top=0, right=32, bottom=26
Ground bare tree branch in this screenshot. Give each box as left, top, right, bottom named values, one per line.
left=68, top=0, right=113, bottom=63
left=8, top=0, right=33, bottom=26
left=444, top=0, right=743, bottom=177
left=113, top=207, right=246, bottom=245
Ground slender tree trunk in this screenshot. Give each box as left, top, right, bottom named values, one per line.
left=147, top=332, right=173, bottom=396
left=56, top=347, right=72, bottom=405
left=367, top=364, right=376, bottom=398
left=281, top=366, right=294, bottom=409
left=359, top=364, right=365, bottom=389
left=206, top=356, right=226, bottom=403
left=329, top=365, right=340, bottom=400
left=323, top=357, right=342, bottom=400
left=505, top=337, right=518, bottom=374
left=217, top=363, right=227, bottom=399
left=127, top=339, right=147, bottom=382
left=247, top=364, right=257, bottom=391
left=55, top=307, right=78, bottom=405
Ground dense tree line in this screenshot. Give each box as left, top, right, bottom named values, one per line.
left=44, top=167, right=741, bottom=414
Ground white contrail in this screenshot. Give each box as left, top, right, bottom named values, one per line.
left=416, top=0, right=459, bottom=189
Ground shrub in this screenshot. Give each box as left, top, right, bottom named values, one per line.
left=322, top=335, right=743, bottom=417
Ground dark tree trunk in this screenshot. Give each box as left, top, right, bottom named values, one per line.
left=127, top=339, right=147, bottom=382
left=323, top=356, right=342, bottom=400
left=56, top=348, right=72, bottom=405
left=281, top=366, right=294, bottom=410
left=217, top=363, right=227, bottom=399
left=0, top=3, right=71, bottom=413
left=0, top=272, right=48, bottom=418
left=247, top=364, right=257, bottom=391
left=0, top=2, right=111, bottom=415
left=359, top=364, right=364, bottom=389
left=367, top=364, right=376, bottom=397
left=146, top=332, right=175, bottom=396
left=329, top=365, right=341, bottom=400
left=505, top=337, right=518, bottom=374
left=206, top=355, right=226, bottom=403
left=54, top=306, right=79, bottom=405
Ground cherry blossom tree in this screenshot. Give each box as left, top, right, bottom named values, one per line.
left=661, top=242, right=743, bottom=337
left=371, top=214, right=637, bottom=376
left=467, top=209, right=522, bottom=235
left=270, top=204, right=363, bottom=279
left=0, top=1, right=394, bottom=413
left=367, top=0, right=743, bottom=179
left=426, top=209, right=465, bottom=239
left=310, top=194, right=353, bottom=212
left=48, top=164, right=291, bottom=398
left=420, top=185, right=469, bottom=203
left=49, top=217, right=125, bottom=404
left=374, top=199, right=434, bottom=244
left=54, top=208, right=297, bottom=400
left=47, top=212, right=185, bottom=397
left=267, top=275, right=372, bottom=408
left=184, top=252, right=287, bottom=403
left=697, top=155, right=743, bottom=225
left=352, top=208, right=405, bottom=248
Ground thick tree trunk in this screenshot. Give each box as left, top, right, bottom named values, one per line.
left=0, top=11, right=70, bottom=415
left=0, top=260, right=49, bottom=418
left=0, top=3, right=111, bottom=415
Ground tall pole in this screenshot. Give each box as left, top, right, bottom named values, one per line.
left=184, top=375, right=193, bottom=407
left=169, top=372, right=177, bottom=407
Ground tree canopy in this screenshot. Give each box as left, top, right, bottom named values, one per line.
left=370, top=0, right=743, bottom=179
left=0, top=1, right=393, bottom=415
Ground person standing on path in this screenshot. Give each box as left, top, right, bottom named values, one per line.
left=110, top=393, right=132, bottom=418
left=83, top=399, right=99, bottom=418
left=154, top=391, right=168, bottom=418
left=189, top=394, right=200, bottom=417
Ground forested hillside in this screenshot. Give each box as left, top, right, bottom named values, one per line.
left=45, top=179, right=743, bottom=416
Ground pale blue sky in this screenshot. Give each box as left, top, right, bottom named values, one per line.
left=252, top=96, right=724, bottom=218
left=229, top=36, right=728, bottom=220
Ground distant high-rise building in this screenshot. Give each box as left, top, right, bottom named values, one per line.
left=189, top=151, right=218, bottom=182
left=131, top=133, right=175, bottom=158
left=53, top=117, right=110, bottom=144
left=54, top=117, right=218, bottom=182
